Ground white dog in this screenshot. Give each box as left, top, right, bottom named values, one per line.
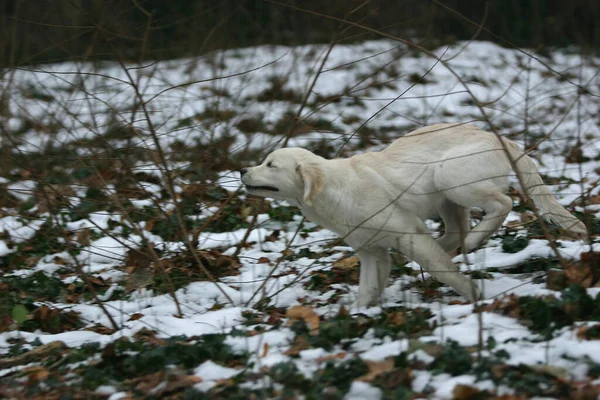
left=240, top=123, right=587, bottom=306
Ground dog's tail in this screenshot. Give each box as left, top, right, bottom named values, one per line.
left=505, top=139, right=587, bottom=238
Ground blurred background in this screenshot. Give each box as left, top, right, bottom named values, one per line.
left=2, top=0, right=600, bottom=67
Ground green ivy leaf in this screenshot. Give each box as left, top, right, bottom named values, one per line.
left=12, top=304, right=30, bottom=325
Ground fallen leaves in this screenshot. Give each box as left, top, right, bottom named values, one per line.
left=283, top=335, right=310, bottom=356
left=35, top=184, right=75, bottom=213
left=452, top=384, right=481, bottom=400
left=0, top=341, right=66, bottom=369
left=565, top=262, right=596, bottom=288
left=127, top=371, right=202, bottom=397
left=261, top=343, right=269, bottom=358
left=307, top=255, right=361, bottom=291
left=128, top=313, right=144, bottom=321
left=576, top=324, right=600, bottom=340
left=333, top=255, right=360, bottom=269
left=31, top=305, right=81, bottom=334
left=286, top=305, right=320, bottom=335
left=546, top=269, right=568, bottom=291
left=124, top=248, right=241, bottom=292
left=388, top=310, right=406, bottom=326
left=566, top=252, right=600, bottom=288
left=85, top=324, right=116, bottom=335
left=546, top=252, right=600, bottom=291
left=315, top=352, right=346, bottom=363
left=356, top=357, right=394, bottom=382
left=478, top=295, right=521, bottom=319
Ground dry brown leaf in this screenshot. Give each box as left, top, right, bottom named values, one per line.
left=565, top=263, right=595, bottom=288
left=570, top=383, right=600, bottom=400
left=388, top=311, right=406, bottom=326
left=76, top=228, right=92, bottom=246
left=478, top=295, right=521, bottom=319
left=85, top=324, right=116, bottom=335
left=32, top=306, right=81, bottom=334
left=125, top=249, right=153, bottom=270
left=376, top=367, right=413, bottom=389
left=357, top=357, right=394, bottom=382
left=128, top=313, right=144, bottom=321
left=286, top=305, right=320, bottom=335
left=215, top=378, right=235, bottom=388
left=315, top=352, right=346, bottom=364
left=24, top=366, right=51, bottom=382
left=36, top=305, right=50, bottom=321
left=209, top=303, right=225, bottom=311
left=0, top=341, right=66, bottom=369
left=580, top=251, right=600, bottom=262
left=125, top=249, right=155, bottom=291
left=576, top=324, right=600, bottom=340
left=337, top=305, right=349, bottom=317
left=88, top=276, right=107, bottom=287
left=491, top=364, right=505, bottom=379
left=134, top=371, right=164, bottom=393
left=566, top=146, right=585, bottom=164
left=546, top=269, right=567, bottom=291
left=197, top=250, right=239, bottom=273
left=283, top=335, right=310, bottom=356
left=145, top=219, right=155, bottom=232
left=162, top=375, right=203, bottom=395
left=266, top=309, right=285, bottom=325
left=133, top=372, right=202, bottom=396
left=265, top=230, right=280, bottom=242
left=333, top=255, right=360, bottom=269
left=506, top=220, right=524, bottom=229
left=261, top=343, right=269, bottom=358
left=452, top=384, right=480, bottom=400
left=133, top=328, right=167, bottom=346
left=36, top=184, right=75, bottom=213
left=574, top=252, right=600, bottom=287
left=589, top=195, right=600, bottom=205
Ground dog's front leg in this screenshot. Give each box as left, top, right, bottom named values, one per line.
left=353, top=247, right=390, bottom=307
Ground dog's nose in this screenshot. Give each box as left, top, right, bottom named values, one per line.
left=240, top=168, right=248, bottom=177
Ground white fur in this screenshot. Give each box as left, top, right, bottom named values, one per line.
left=241, top=123, right=587, bottom=306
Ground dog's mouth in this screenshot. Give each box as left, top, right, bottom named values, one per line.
left=245, top=185, right=279, bottom=192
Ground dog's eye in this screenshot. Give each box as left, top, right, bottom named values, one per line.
left=267, top=162, right=275, bottom=168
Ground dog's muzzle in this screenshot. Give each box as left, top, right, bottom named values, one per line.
left=245, top=185, right=279, bottom=192
left=240, top=168, right=279, bottom=192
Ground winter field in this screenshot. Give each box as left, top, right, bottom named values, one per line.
left=1, top=40, right=600, bottom=399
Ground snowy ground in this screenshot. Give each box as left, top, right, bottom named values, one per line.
left=1, top=40, right=600, bottom=398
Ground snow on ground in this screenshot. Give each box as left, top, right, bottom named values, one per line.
left=1, top=39, right=599, bottom=398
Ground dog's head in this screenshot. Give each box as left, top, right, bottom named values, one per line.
left=240, top=148, right=325, bottom=206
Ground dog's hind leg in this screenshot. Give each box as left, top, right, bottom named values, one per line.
left=391, top=217, right=481, bottom=301
left=436, top=200, right=470, bottom=253
left=448, top=190, right=512, bottom=252
left=354, top=247, right=391, bottom=307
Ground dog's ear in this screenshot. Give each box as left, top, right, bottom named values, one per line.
left=296, top=163, right=324, bottom=206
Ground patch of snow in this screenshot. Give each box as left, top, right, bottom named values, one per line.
left=194, top=360, right=241, bottom=391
